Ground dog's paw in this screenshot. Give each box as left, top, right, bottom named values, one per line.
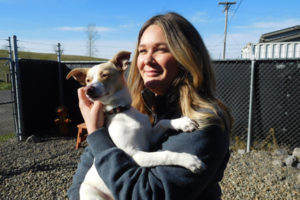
left=172, top=117, right=197, bottom=132
left=180, top=153, right=206, bottom=173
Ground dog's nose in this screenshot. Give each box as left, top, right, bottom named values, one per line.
left=86, top=86, right=96, bottom=96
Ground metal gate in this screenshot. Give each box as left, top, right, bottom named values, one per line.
left=0, top=36, right=24, bottom=140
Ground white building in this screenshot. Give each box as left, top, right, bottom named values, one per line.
left=241, top=25, right=300, bottom=59
left=241, top=42, right=300, bottom=59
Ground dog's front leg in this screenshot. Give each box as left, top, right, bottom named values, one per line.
left=153, top=117, right=197, bottom=134
left=132, top=151, right=205, bottom=173
left=150, top=117, right=197, bottom=145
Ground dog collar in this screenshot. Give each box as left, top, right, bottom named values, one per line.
left=104, top=105, right=131, bottom=115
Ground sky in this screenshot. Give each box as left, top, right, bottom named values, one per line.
left=0, top=0, right=299, bottom=59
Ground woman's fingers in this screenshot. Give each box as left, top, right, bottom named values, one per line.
left=92, top=101, right=104, bottom=129
left=77, top=87, right=104, bottom=133
left=91, top=100, right=103, bottom=115
left=78, top=87, right=92, bottom=109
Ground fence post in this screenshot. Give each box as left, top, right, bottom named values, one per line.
left=12, top=35, right=25, bottom=141
left=8, top=37, right=19, bottom=139
left=57, top=43, right=64, bottom=105
left=247, top=46, right=256, bottom=152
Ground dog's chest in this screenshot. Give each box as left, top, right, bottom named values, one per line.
left=106, top=109, right=152, bottom=153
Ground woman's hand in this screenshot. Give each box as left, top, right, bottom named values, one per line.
left=78, top=87, right=104, bottom=134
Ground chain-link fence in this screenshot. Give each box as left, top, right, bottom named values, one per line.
left=0, top=54, right=16, bottom=136
left=252, top=60, right=300, bottom=150
left=214, top=60, right=251, bottom=150
left=3, top=36, right=300, bottom=150
left=16, top=60, right=108, bottom=138
left=214, top=59, right=300, bottom=151
left=0, top=90, right=15, bottom=135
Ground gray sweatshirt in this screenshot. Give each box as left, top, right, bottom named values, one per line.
left=68, top=92, right=230, bottom=200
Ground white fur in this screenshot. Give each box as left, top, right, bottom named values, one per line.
left=81, top=108, right=203, bottom=200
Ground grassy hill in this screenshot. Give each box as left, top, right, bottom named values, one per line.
left=0, top=50, right=107, bottom=88
left=0, top=49, right=107, bottom=73
left=0, top=49, right=107, bottom=62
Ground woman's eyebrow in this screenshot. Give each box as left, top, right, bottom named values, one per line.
left=138, top=42, right=168, bottom=48
left=138, top=44, right=146, bottom=48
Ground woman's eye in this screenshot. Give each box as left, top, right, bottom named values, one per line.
left=157, top=47, right=168, bottom=53
left=138, top=49, right=146, bottom=54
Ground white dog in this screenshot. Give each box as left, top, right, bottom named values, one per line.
left=67, top=51, right=204, bottom=200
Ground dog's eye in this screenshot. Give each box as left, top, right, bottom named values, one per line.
left=101, top=73, right=109, bottom=78
left=86, top=79, right=91, bottom=83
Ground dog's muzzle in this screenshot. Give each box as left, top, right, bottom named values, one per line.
left=85, top=83, right=107, bottom=100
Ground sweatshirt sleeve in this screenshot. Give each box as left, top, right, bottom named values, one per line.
left=86, top=124, right=229, bottom=200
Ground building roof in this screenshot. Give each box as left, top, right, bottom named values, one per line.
left=259, top=25, right=300, bottom=43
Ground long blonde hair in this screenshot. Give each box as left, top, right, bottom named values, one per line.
left=127, top=12, right=232, bottom=130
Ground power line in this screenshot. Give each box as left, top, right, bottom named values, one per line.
left=18, top=40, right=56, bottom=46
left=228, top=0, right=244, bottom=26
left=226, top=0, right=248, bottom=54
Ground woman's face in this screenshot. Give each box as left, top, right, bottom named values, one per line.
left=137, top=25, right=180, bottom=96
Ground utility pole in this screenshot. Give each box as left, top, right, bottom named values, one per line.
left=219, top=1, right=236, bottom=59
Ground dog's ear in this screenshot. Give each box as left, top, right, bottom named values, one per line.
left=66, top=68, right=89, bottom=85
left=110, top=51, right=131, bottom=71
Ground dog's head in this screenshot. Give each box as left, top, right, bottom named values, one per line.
left=66, top=51, right=131, bottom=102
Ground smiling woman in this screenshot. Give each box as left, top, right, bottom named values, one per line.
left=68, top=12, right=233, bottom=200
left=137, top=25, right=180, bottom=95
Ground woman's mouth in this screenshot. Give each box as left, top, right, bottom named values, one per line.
left=144, top=70, right=162, bottom=77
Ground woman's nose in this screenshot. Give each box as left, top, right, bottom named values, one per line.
left=144, top=52, right=154, bottom=65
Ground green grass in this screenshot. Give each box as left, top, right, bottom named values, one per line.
left=0, top=133, right=15, bottom=143
left=18, top=51, right=107, bottom=61
left=0, top=49, right=107, bottom=88
left=0, top=49, right=107, bottom=74
left=0, top=49, right=107, bottom=62
left=0, top=50, right=9, bottom=58
left=0, top=81, right=11, bottom=90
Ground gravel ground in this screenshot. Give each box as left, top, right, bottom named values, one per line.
left=0, top=136, right=299, bottom=200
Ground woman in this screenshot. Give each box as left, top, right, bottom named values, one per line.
left=68, top=12, right=232, bottom=200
